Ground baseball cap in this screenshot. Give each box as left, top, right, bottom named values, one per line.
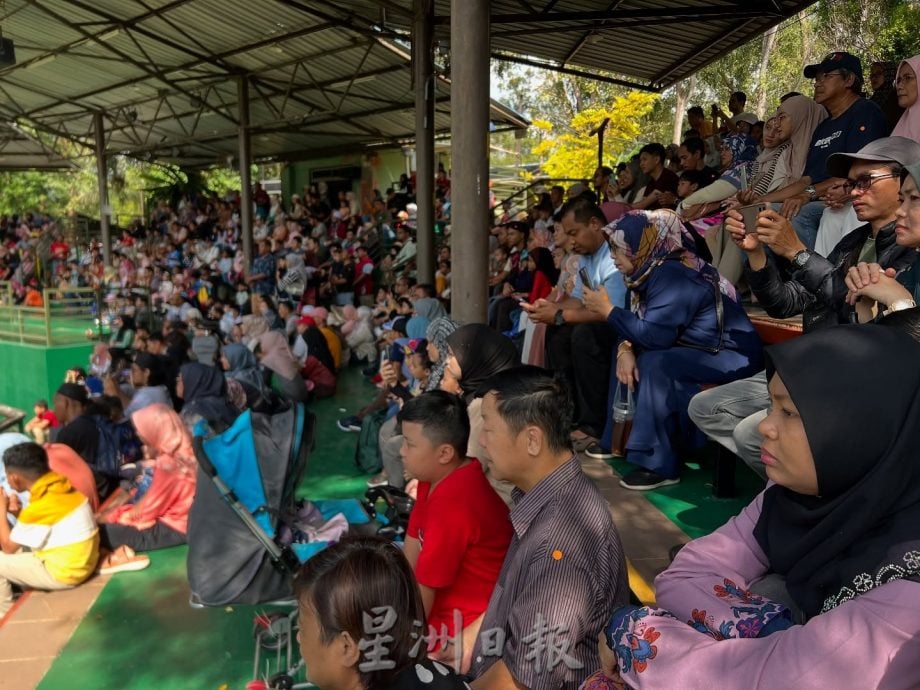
left=298, top=315, right=316, bottom=327
left=804, top=51, right=863, bottom=80
left=731, top=112, right=759, bottom=126
left=826, top=136, right=920, bottom=178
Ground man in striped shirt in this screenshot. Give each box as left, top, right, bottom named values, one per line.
left=0, top=442, right=99, bottom=616
left=470, top=367, right=629, bottom=690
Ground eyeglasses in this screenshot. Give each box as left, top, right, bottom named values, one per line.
left=841, top=172, right=901, bottom=194
left=813, top=71, right=844, bottom=83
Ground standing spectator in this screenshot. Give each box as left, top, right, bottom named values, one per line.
left=247, top=239, right=276, bottom=296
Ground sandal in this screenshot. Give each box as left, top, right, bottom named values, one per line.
left=98, top=546, right=151, bottom=575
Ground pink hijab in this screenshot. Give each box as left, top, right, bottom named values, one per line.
left=105, top=404, right=197, bottom=533
left=258, top=330, right=301, bottom=380
left=893, top=55, right=920, bottom=143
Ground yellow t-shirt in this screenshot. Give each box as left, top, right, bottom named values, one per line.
left=12, top=472, right=99, bottom=585
left=320, top=326, right=342, bottom=369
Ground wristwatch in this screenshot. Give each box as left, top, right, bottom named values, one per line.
left=792, top=249, right=812, bottom=268
left=553, top=309, right=566, bottom=326
left=804, top=185, right=818, bottom=201
left=882, top=299, right=917, bottom=317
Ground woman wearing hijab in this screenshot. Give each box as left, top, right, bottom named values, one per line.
left=108, top=313, right=135, bottom=358
left=295, top=316, right=337, bottom=399
left=869, top=60, right=904, bottom=134
left=97, top=404, right=198, bottom=572
left=257, top=330, right=309, bottom=403
left=177, top=362, right=239, bottom=433
left=583, top=210, right=763, bottom=490
left=892, top=54, right=920, bottom=143
left=221, top=342, right=270, bottom=410
left=445, top=324, right=520, bottom=472
left=594, top=325, right=920, bottom=688
left=424, top=316, right=458, bottom=392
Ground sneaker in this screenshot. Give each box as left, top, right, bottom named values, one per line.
left=619, top=469, right=680, bottom=491
left=584, top=442, right=614, bottom=460
left=337, top=415, right=362, bottom=433
left=366, top=472, right=389, bottom=488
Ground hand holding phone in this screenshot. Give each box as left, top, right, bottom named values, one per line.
left=578, top=267, right=595, bottom=291
left=738, top=203, right=767, bottom=236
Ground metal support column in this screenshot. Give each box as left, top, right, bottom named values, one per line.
left=414, top=0, right=436, bottom=284
left=238, top=75, right=254, bottom=271
left=450, top=0, right=490, bottom=323
left=93, top=111, right=111, bottom=266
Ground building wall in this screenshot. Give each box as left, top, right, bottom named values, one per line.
left=0, top=342, right=93, bottom=413
left=281, top=148, right=410, bottom=207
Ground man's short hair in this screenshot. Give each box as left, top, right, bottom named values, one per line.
left=550, top=185, right=565, bottom=196
left=397, top=390, right=470, bottom=457
left=780, top=91, right=802, bottom=102
left=597, top=165, right=614, bottom=178
left=640, top=142, right=667, bottom=163
left=558, top=195, right=607, bottom=228
left=3, top=442, right=50, bottom=480
left=731, top=91, right=747, bottom=106
left=679, top=169, right=708, bottom=188
left=414, top=283, right=437, bottom=298
left=484, top=366, right=573, bottom=455
left=687, top=106, right=705, bottom=118
left=681, top=137, right=706, bottom=156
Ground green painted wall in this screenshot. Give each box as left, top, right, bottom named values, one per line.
left=281, top=148, right=410, bottom=203
left=0, top=341, right=93, bottom=413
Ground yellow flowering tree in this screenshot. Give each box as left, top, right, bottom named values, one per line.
left=532, top=91, right=659, bottom=179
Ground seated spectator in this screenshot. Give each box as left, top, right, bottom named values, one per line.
left=631, top=143, right=680, bottom=210
left=0, top=442, right=99, bottom=616
left=104, top=352, right=172, bottom=419
left=469, top=367, right=628, bottom=688
left=257, top=330, right=309, bottom=403
left=582, top=210, right=763, bottom=489
left=399, top=392, right=512, bottom=656
left=597, top=325, right=920, bottom=688
left=297, top=316, right=337, bottom=399
left=221, top=342, right=271, bottom=411
left=689, top=137, right=920, bottom=479
left=611, top=161, right=647, bottom=205
left=0, top=433, right=32, bottom=517
left=108, top=314, right=135, bottom=358
left=98, top=403, right=196, bottom=571
left=524, top=197, right=627, bottom=447
left=25, top=399, right=58, bottom=444
left=177, top=362, right=240, bottom=433
left=677, top=137, right=719, bottom=185
left=525, top=246, right=559, bottom=304
left=868, top=60, right=903, bottom=133
left=892, top=54, right=920, bottom=142
left=53, top=383, right=119, bottom=496
left=342, top=305, right=377, bottom=364
left=759, top=52, right=887, bottom=252
left=295, top=536, right=469, bottom=690
left=311, top=307, right=342, bottom=369
left=844, top=157, right=920, bottom=314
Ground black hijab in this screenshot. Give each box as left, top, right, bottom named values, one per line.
left=754, top=324, right=920, bottom=619
left=447, top=324, right=518, bottom=401
left=299, top=323, right=335, bottom=373
left=180, top=362, right=239, bottom=428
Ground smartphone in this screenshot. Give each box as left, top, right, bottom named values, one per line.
left=578, top=267, right=595, bottom=290
left=738, top=203, right=767, bottom=235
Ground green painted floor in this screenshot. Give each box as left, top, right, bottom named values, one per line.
left=35, top=366, right=764, bottom=689
left=37, top=366, right=377, bottom=690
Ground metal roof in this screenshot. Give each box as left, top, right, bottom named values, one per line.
left=0, top=0, right=527, bottom=167
left=0, top=122, right=77, bottom=170
left=0, top=1, right=815, bottom=167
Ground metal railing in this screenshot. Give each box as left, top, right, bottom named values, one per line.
left=491, top=177, right=587, bottom=221
left=0, top=405, right=26, bottom=433
left=0, top=282, right=105, bottom=346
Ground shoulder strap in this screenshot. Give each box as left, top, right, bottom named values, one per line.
left=676, top=269, right=724, bottom=354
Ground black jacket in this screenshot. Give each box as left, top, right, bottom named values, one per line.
left=745, top=222, right=917, bottom=332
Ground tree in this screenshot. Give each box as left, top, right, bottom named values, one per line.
left=531, top=92, right=659, bottom=179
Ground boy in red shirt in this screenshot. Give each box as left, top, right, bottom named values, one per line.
left=25, top=399, right=59, bottom=445
left=400, top=391, right=512, bottom=665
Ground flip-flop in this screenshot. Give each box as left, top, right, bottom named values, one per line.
left=98, top=547, right=151, bottom=575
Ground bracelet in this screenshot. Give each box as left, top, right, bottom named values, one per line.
left=616, top=349, right=633, bottom=360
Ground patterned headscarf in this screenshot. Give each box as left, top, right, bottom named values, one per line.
left=721, top=133, right=759, bottom=169
left=605, top=210, right=737, bottom=316
left=424, top=316, right=458, bottom=391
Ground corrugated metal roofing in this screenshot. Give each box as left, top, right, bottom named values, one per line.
left=0, top=122, right=77, bottom=170
left=0, top=0, right=814, bottom=168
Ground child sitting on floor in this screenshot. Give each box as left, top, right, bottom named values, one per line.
left=0, top=442, right=99, bottom=616
left=24, top=399, right=59, bottom=445
left=398, top=391, right=512, bottom=660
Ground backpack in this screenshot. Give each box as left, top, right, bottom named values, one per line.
left=90, top=415, right=123, bottom=479
left=353, top=407, right=388, bottom=473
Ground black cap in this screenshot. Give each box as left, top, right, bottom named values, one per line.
left=56, top=383, right=88, bottom=404
left=804, top=52, right=863, bottom=80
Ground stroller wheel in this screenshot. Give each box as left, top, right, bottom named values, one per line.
left=253, top=612, right=290, bottom=650
left=269, top=672, right=295, bottom=690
